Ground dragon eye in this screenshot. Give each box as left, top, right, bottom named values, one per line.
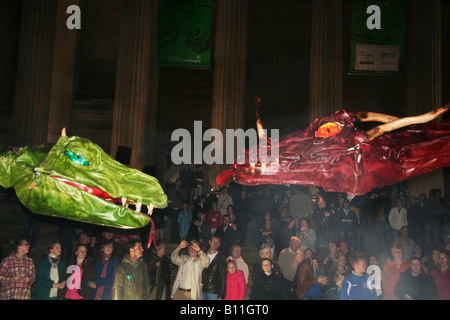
left=315, top=122, right=342, bottom=138
left=64, top=150, right=89, bottom=166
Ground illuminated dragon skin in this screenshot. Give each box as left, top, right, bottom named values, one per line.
left=0, top=135, right=167, bottom=229
left=217, top=109, right=450, bottom=195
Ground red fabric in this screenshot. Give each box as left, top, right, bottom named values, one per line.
left=225, top=270, right=246, bottom=300
left=147, top=217, right=156, bottom=249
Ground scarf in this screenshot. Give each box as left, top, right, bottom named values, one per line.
left=48, top=253, right=60, bottom=298
left=94, top=253, right=111, bottom=300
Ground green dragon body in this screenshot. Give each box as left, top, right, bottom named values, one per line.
left=0, top=132, right=167, bottom=230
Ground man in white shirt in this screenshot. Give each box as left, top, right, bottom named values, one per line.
left=388, top=197, right=408, bottom=241
left=277, top=236, right=304, bottom=283
left=171, top=240, right=209, bottom=300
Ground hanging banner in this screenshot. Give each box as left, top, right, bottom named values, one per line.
left=157, top=0, right=212, bottom=69
left=349, top=0, right=406, bottom=75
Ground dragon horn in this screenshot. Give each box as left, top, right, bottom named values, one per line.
left=365, top=106, right=449, bottom=141
left=61, top=128, right=67, bottom=137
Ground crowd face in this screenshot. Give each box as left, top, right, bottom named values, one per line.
left=304, top=249, right=313, bottom=260
left=130, top=242, right=144, bottom=259
left=103, top=243, right=114, bottom=256
left=337, top=254, right=347, bottom=267
left=438, top=253, right=449, bottom=270
left=231, top=246, right=241, bottom=259
left=353, top=259, right=367, bottom=275
left=392, top=248, right=403, bottom=261
left=227, top=262, right=236, bottom=273
left=50, top=243, right=62, bottom=257
left=369, top=255, right=378, bottom=266
left=76, top=245, right=88, bottom=261
left=209, top=237, right=221, bottom=252
left=410, top=259, right=422, bottom=276
left=17, top=240, right=30, bottom=256
left=290, top=238, right=301, bottom=252
left=261, top=248, right=272, bottom=260
left=261, top=260, right=273, bottom=275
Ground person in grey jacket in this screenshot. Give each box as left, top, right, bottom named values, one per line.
left=112, top=240, right=150, bottom=300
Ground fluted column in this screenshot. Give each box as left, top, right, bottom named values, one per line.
left=11, top=0, right=57, bottom=146
left=111, top=0, right=158, bottom=170
left=406, top=0, right=444, bottom=197
left=47, top=0, right=81, bottom=143
left=209, top=0, right=248, bottom=189
left=309, top=0, right=343, bottom=121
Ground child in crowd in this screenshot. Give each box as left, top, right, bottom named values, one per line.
left=225, top=260, right=246, bottom=300
left=340, top=254, right=378, bottom=300
left=208, top=202, right=221, bottom=234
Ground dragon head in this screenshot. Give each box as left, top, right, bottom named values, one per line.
left=0, top=132, right=167, bottom=229
left=217, top=106, right=450, bottom=195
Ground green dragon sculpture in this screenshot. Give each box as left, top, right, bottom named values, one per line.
left=0, top=130, right=168, bottom=231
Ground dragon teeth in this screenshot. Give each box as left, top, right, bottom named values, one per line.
left=147, top=204, right=155, bottom=215
left=121, top=196, right=127, bottom=206
left=136, top=201, right=142, bottom=212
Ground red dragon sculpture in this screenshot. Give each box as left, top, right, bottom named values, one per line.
left=216, top=105, right=450, bottom=195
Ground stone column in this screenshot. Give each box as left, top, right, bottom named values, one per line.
left=47, top=0, right=81, bottom=143
left=309, top=0, right=343, bottom=122
left=406, top=0, right=444, bottom=197
left=11, top=0, right=57, bottom=146
left=209, top=0, right=248, bottom=189
left=111, top=0, right=158, bottom=170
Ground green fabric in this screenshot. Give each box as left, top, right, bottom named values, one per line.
left=0, top=135, right=167, bottom=229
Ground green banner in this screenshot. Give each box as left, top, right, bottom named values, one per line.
left=350, top=0, right=406, bottom=75
left=157, top=0, right=212, bottom=69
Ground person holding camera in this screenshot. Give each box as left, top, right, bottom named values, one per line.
left=215, top=215, right=240, bottom=256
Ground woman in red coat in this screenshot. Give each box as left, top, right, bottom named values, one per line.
left=381, top=246, right=409, bottom=300
left=225, top=260, right=246, bottom=300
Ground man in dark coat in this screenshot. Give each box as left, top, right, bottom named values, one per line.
left=215, top=215, right=240, bottom=256
left=202, top=235, right=227, bottom=300
left=394, top=256, right=438, bottom=300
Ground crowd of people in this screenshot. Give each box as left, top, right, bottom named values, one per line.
left=0, top=163, right=449, bottom=300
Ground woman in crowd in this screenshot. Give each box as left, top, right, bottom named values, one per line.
left=35, top=241, right=66, bottom=300
left=293, top=250, right=328, bottom=300
left=147, top=242, right=171, bottom=300
left=259, top=211, right=276, bottom=252
left=323, top=252, right=351, bottom=297
left=430, top=250, right=450, bottom=300
left=0, top=239, right=36, bottom=300
left=274, top=216, right=296, bottom=259
left=59, top=243, right=95, bottom=300
left=91, top=240, right=120, bottom=300
left=296, top=218, right=316, bottom=252
left=381, top=246, right=409, bottom=300
left=411, top=243, right=429, bottom=264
